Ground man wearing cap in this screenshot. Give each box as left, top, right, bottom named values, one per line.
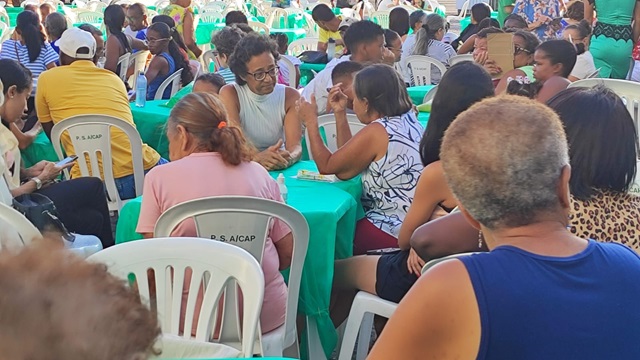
left=36, top=28, right=164, bottom=201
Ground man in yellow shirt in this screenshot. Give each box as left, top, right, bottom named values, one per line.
left=311, top=4, right=344, bottom=56
left=37, top=28, right=164, bottom=200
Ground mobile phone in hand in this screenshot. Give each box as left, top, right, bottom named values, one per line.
left=56, top=155, right=78, bottom=167
left=366, top=247, right=402, bottom=255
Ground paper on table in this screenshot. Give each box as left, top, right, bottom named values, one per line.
left=488, top=33, right=514, bottom=79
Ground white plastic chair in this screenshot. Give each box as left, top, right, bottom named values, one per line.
left=153, top=196, right=310, bottom=357
left=447, top=0, right=469, bottom=23
left=421, top=252, right=480, bottom=274
left=201, top=49, right=221, bottom=73
left=405, top=55, right=447, bottom=86
left=288, top=37, right=318, bottom=57
left=568, top=79, right=640, bottom=129
left=305, top=114, right=366, bottom=159
left=449, top=53, right=474, bottom=66
left=87, top=237, right=265, bottom=358
left=86, top=0, right=106, bottom=12
left=50, top=115, right=145, bottom=212
left=370, top=10, right=390, bottom=28
left=301, top=12, right=318, bottom=37
left=155, top=68, right=183, bottom=100
left=0, top=202, right=41, bottom=244
left=76, top=10, right=103, bottom=23
left=279, top=55, right=298, bottom=87
left=200, top=2, right=226, bottom=13
left=116, top=52, right=131, bottom=82
left=248, top=20, right=270, bottom=35
left=0, top=8, right=9, bottom=26
left=128, top=50, right=150, bottom=88
left=266, top=7, right=288, bottom=29
left=422, top=84, right=437, bottom=104
left=21, top=0, right=39, bottom=7
left=199, top=10, right=224, bottom=23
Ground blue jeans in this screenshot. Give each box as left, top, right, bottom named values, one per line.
left=114, top=158, right=169, bottom=200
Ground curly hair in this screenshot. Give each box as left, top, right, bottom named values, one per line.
left=228, top=33, right=279, bottom=86
left=0, top=242, right=161, bottom=360
left=211, top=25, right=246, bottom=58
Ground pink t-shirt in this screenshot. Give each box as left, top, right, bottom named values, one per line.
left=136, top=152, right=289, bottom=333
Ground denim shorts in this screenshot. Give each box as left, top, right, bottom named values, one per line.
left=114, top=158, right=168, bottom=200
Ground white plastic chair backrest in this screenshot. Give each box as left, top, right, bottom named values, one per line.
left=370, top=10, right=390, bottom=28
left=288, top=37, right=318, bottom=56
left=116, top=52, right=131, bottom=82
left=21, top=0, right=39, bottom=7
left=202, top=49, right=221, bottom=72
left=0, top=173, right=12, bottom=207
left=421, top=252, right=480, bottom=274
left=449, top=54, right=473, bottom=66
left=0, top=202, right=41, bottom=244
left=154, top=196, right=309, bottom=351
left=266, top=7, right=288, bottom=28
left=405, top=55, right=447, bottom=86
left=305, top=114, right=366, bottom=158
left=155, top=68, right=183, bottom=100
left=248, top=21, right=270, bottom=35
left=0, top=8, right=8, bottom=26
left=201, top=2, right=226, bottom=13
left=422, top=85, right=437, bottom=104
left=128, top=50, right=150, bottom=88
left=279, top=55, right=297, bottom=87
left=199, top=10, right=224, bottom=23
left=50, top=115, right=145, bottom=211
left=340, top=7, right=359, bottom=19
left=459, top=0, right=470, bottom=18
left=301, top=12, right=318, bottom=36
left=87, top=0, right=106, bottom=11
left=87, top=237, right=265, bottom=357
left=568, top=79, right=640, bottom=131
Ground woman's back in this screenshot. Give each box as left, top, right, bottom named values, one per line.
left=461, top=240, right=640, bottom=359
left=594, top=0, right=635, bottom=25
left=0, top=39, right=57, bottom=93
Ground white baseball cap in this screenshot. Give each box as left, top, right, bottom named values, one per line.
left=55, top=27, right=96, bottom=60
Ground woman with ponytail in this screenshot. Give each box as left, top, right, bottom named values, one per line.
left=103, top=5, right=147, bottom=77
left=144, top=22, right=194, bottom=100
left=137, top=92, right=292, bottom=336
left=562, top=20, right=596, bottom=81
left=151, top=15, right=190, bottom=57
left=403, top=13, right=455, bottom=84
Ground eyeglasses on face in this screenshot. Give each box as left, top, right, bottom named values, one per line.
left=246, top=67, right=279, bottom=81
left=514, top=46, right=531, bottom=55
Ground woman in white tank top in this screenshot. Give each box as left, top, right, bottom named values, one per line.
left=219, top=34, right=302, bottom=171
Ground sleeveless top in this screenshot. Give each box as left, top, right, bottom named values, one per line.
left=361, top=112, right=424, bottom=237
left=146, top=52, right=176, bottom=100
left=460, top=240, right=640, bottom=359
left=232, top=83, right=287, bottom=152
left=162, top=5, right=197, bottom=59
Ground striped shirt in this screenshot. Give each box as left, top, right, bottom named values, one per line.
left=216, top=67, right=236, bottom=84
left=0, top=39, right=58, bottom=95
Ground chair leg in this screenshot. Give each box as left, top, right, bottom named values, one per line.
left=355, top=312, right=374, bottom=360
left=338, top=303, right=366, bottom=360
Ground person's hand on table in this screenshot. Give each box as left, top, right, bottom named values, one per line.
left=254, top=139, right=290, bottom=170
left=328, top=83, right=349, bottom=114
left=296, top=94, right=319, bottom=129
left=407, top=248, right=426, bottom=277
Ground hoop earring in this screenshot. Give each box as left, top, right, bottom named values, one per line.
left=478, top=230, right=483, bottom=249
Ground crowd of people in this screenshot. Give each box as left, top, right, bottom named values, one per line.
left=1, top=0, right=640, bottom=358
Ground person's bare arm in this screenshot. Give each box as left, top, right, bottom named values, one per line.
left=397, top=162, right=455, bottom=250
left=10, top=122, right=40, bottom=150
left=274, top=232, right=293, bottom=270
left=144, top=55, right=168, bottom=89
left=183, top=11, right=202, bottom=58
left=584, top=0, right=594, bottom=23
left=282, top=87, right=302, bottom=165
left=410, top=211, right=486, bottom=262
left=130, top=36, right=148, bottom=51
left=45, top=61, right=56, bottom=70
left=457, top=35, right=476, bottom=55
left=104, top=36, right=121, bottom=74
left=368, top=259, right=481, bottom=360
left=536, top=76, right=570, bottom=103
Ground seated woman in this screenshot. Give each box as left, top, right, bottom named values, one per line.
left=298, top=64, right=423, bottom=257
left=561, top=20, right=596, bottom=81
left=136, top=92, right=292, bottom=335
left=411, top=85, right=640, bottom=262
left=219, top=34, right=302, bottom=171
left=327, top=63, right=494, bottom=325
left=369, top=95, right=640, bottom=360
left=531, top=39, right=577, bottom=102
left=0, top=60, right=114, bottom=247
left=407, top=13, right=456, bottom=84
left=103, top=5, right=147, bottom=80
left=452, top=3, right=491, bottom=51
left=145, top=22, right=194, bottom=100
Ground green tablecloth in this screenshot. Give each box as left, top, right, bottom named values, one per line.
left=460, top=11, right=500, bottom=32
left=21, top=131, right=60, bottom=168
left=299, top=62, right=326, bottom=86
left=417, top=111, right=430, bottom=128
left=115, top=160, right=364, bottom=358
left=195, top=22, right=306, bottom=45
left=407, top=85, right=435, bottom=106
left=131, top=100, right=172, bottom=160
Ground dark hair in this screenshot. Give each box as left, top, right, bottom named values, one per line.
left=470, top=2, right=491, bottom=23
left=16, top=11, right=46, bottom=63
left=536, top=39, right=577, bottom=78
left=477, top=17, right=499, bottom=31
left=476, top=26, right=504, bottom=38
left=233, top=23, right=254, bottom=34
left=23, top=4, right=38, bottom=13
left=104, top=5, right=130, bottom=52
left=565, top=0, right=584, bottom=21
left=506, top=80, right=541, bottom=99
left=228, top=33, right=279, bottom=85
left=409, top=9, right=425, bottom=30
left=354, top=64, right=412, bottom=118
left=225, top=10, right=248, bottom=26
left=331, top=60, right=364, bottom=83
left=78, top=23, right=102, bottom=37
left=0, top=59, right=33, bottom=95
left=343, top=20, right=384, bottom=54
left=513, top=30, right=540, bottom=54
left=384, top=29, right=400, bottom=48
left=389, top=7, right=410, bottom=37
left=195, top=73, right=226, bottom=89
left=547, top=86, right=638, bottom=200
left=311, top=4, right=335, bottom=22
left=420, top=61, right=494, bottom=166
left=412, top=13, right=445, bottom=56
left=44, top=12, right=68, bottom=40
left=564, top=19, right=591, bottom=55
left=152, top=14, right=189, bottom=54
left=127, top=2, right=147, bottom=16
left=212, top=26, right=246, bottom=57
left=39, top=3, right=55, bottom=14
left=148, top=22, right=193, bottom=85
left=503, top=14, right=528, bottom=30
left=169, top=93, right=254, bottom=165
left=269, top=32, right=289, bottom=53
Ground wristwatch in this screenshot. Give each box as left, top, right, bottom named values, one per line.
left=31, top=177, right=43, bottom=190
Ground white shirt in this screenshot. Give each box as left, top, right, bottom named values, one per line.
left=570, top=51, right=596, bottom=80
left=301, top=55, right=351, bottom=115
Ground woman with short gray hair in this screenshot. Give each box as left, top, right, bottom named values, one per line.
left=369, top=95, right=640, bottom=359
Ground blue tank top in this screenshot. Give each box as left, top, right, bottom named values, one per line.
left=146, top=52, right=176, bottom=100
left=460, top=240, right=640, bottom=359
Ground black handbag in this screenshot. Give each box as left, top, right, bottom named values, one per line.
left=12, top=193, right=73, bottom=241
left=297, top=51, right=329, bottom=64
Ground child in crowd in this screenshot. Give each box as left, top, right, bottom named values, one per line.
left=192, top=73, right=226, bottom=94
left=328, top=61, right=364, bottom=113
left=270, top=33, right=301, bottom=88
